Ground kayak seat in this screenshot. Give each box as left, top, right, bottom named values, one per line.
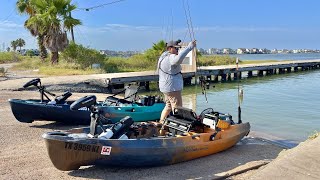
left=55, top=91, right=72, bottom=104
left=111, top=116, right=134, bottom=139
left=163, top=107, right=200, bottom=135
left=105, top=96, right=119, bottom=103
left=105, top=96, right=134, bottom=105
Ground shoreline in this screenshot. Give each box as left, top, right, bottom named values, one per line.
left=1, top=89, right=319, bottom=179
left=0, top=90, right=285, bottom=180
left=248, top=131, right=299, bottom=149
left=1, top=63, right=319, bottom=179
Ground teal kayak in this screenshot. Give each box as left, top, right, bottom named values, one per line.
left=101, top=102, right=165, bottom=123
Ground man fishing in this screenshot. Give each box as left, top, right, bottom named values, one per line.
left=157, top=39, right=197, bottom=123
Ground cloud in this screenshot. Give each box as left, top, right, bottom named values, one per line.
left=0, top=20, right=23, bottom=31
left=99, top=23, right=161, bottom=32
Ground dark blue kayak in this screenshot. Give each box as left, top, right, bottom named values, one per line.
left=8, top=78, right=164, bottom=125
left=9, top=98, right=164, bottom=124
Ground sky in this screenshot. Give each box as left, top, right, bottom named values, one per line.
left=1, top=0, right=320, bottom=51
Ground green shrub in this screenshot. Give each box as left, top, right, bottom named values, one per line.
left=198, top=55, right=237, bottom=66
left=26, top=50, right=35, bottom=57
left=105, top=54, right=157, bottom=72
left=61, top=42, right=107, bottom=69
left=0, top=52, right=22, bottom=63
left=0, top=67, right=6, bottom=76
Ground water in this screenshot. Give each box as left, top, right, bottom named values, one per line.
left=226, top=53, right=320, bottom=61
left=181, top=69, right=320, bottom=145
left=148, top=53, right=320, bottom=146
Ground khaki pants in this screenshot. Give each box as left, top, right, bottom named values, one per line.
left=160, top=91, right=182, bottom=123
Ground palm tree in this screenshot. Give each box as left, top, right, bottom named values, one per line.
left=16, top=38, right=26, bottom=51
left=10, top=40, right=18, bottom=51
left=152, top=40, right=166, bottom=55
left=16, top=0, right=48, bottom=61
left=26, top=0, right=81, bottom=64
left=144, top=40, right=166, bottom=61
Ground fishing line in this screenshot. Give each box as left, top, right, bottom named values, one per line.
left=171, top=9, right=174, bottom=41
left=182, top=29, right=188, bottom=44
left=182, top=0, right=207, bottom=103
left=182, top=0, right=193, bottom=41
left=185, top=0, right=195, bottom=40
left=75, top=26, right=91, bottom=47
left=77, top=0, right=126, bottom=11
left=1, top=9, right=15, bottom=22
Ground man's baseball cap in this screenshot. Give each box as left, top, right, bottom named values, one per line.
left=166, top=39, right=182, bottom=48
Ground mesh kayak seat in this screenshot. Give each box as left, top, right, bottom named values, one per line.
left=162, top=106, right=201, bottom=135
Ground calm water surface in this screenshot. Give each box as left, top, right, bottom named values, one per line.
left=181, top=69, right=320, bottom=145
left=149, top=54, right=320, bottom=146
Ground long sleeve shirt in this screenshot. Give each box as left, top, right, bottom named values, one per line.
left=157, top=42, right=195, bottom=93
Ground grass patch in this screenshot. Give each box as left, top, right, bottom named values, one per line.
left=10, top=52, right=286, bottom=76
left=198, top=55, right=236, bottom=66
left=12, top=56, right=45, bottom=70
left=13, top=57, right=104, bottom=76
left=39, top=66, right=103, bottom=76
left=0, top=52, right=22, bottom=63
left=106, top=55, right=157, bottom=73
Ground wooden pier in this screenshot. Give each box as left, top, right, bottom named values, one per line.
left=103, top=59, right=320, bottom=92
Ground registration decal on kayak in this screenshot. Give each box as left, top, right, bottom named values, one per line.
left=101, top=146, right=112, bottom=155
left=64, top=142, right=99, bottom=153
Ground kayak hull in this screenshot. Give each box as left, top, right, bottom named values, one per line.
left=43, top=122, right=250, bottom=170
left=8, top=99, right=164, bottom=124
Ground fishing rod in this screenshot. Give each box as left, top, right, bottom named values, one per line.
left=236, top=57, right=243, bottom=124
left=182, top=0, right=208, bottom=103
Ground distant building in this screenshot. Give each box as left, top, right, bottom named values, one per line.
left=250, top=48, right=259, bottom=54
left=198, top=48, right=207, bottom=55
left=223, top=48, right=232, bottom=54
left=237, top=48, right=247, bottom=54
left=100, top=50, right=140, bottom=57
left=271, top=48, right=278, bottom=54
left=208, top=48, right=219, bottom=55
